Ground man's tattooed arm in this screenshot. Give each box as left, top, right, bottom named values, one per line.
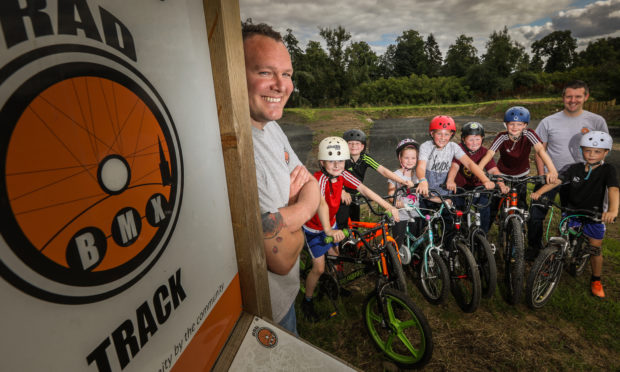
left=261, top=212, right=285, bottom=240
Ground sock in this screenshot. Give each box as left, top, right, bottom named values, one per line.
left=591, top=275, right=601, bottom=282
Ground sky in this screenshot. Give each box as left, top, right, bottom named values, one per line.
left=239, top=0, right=620, bottom=57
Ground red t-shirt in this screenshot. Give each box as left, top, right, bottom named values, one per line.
left=305, top=170, right=361, bottom=231
left=489, top=129, right=541, bottom=175
left=452, top=143, right=497, bottom=188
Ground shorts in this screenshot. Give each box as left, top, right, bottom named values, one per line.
left=303, top=226, right=336, bottom=259
left=568, top=218, right=605, bottom=240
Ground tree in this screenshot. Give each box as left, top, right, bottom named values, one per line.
left=575, top=37, right=620, bottom=66
left=319, top=26, right=352, bottom=104
left=345, top=41, right=380, bottom=87
left=282, top=29, right=304, bottom=106
left=424, top=34, right=442, bottom=77
left=482, top=27, right=526, bottom=78
left=378, top=44, right=396, bottom=78
left=531, top=30, right=577, bottom=72
left=295, top=41, right=331, bottom=106
left=393, top=29, right=426, bottom=77
left=443, top=34, right=479, bottom=77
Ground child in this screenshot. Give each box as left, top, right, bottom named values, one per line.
left=446, top=122, right=507, bottom=233
left=416, top=116, right=494, bottom=201
left=302, top=137, right=400, bottom=321
left=478, top=106, right=558, bottom=234
left=337, top=129, right=413, bottom=229
left=531, top=131, right=618, bottom=298
left=387, top=138, right=422, bottom=250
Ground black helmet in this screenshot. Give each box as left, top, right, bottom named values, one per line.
left=343, top=129, right=367, bottom=145
left=396, top=138, right=419, bottom=157
left=461, top=122, right=485, bottom=141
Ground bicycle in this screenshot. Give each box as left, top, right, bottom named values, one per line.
left=525, top=198, right=603, bottom=309
left=300, top=195, right=433, bottom=368
left=489, top=174, right=545, bottom=304
left=452, top=186, right=498, bottom=299
left=398, top=187, right=482, bottom=313
left=391, top=185, right=450, bottom=306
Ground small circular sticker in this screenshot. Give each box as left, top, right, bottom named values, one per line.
left=255, top=327, right=278, bottom=348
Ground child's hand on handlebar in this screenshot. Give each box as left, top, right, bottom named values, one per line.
left=446, top=180, right=457, bottom=192
left=545, top=171, right=558, bottom=185
left=602, top=211, right=618, bottom=225
left=416, top=180, right=429, bottom=196
left=326, top=228, right=346, bottom=243
left=498, top=181, right=509, bottom=194
left=405, top=179, right=415, bottom=188
left=530, top=191, right=542, bottom=200
left=387, top=206, right=400, bottom=222
left=341, top=190, right=352, bottom=205
left=483, top=180, right=495, bottom=190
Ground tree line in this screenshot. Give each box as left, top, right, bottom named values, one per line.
left=249, top=20, right=619, bottom=107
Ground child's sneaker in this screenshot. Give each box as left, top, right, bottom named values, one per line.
left=301, top=299, right=320, bottom=322
left=591, top=280, right=605, bottom=298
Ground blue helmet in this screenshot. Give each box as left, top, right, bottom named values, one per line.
left=504, top=106, right=530, bottom=124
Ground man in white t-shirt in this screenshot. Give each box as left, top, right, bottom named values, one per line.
left=528, top=80, right=608, bottom=259
left=243, top=23, right=319, bottom=335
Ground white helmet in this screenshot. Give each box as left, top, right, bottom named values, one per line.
left=580, top=131, right=612, bottom=150
left=318, top=136, right=350, bottom=161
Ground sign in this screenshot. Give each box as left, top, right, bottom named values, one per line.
left=0, top=1, right=241, bottom=370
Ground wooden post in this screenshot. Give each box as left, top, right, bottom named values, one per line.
left=203, top=0, right=271, bottom=319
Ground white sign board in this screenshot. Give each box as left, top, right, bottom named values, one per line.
left=0, top=1, right=241, bottom=370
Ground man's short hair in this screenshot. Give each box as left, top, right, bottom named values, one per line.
left=242, top=22, right=282, bottom=42
left=563, top=80, right=589, bottom=96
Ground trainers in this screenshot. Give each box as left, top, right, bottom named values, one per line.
left=591, top=280, right=605, bottom=298
left=301, top=299, right=320, bottom=322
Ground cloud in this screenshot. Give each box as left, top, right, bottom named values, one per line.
left=240, top=0, right=617, bottom=56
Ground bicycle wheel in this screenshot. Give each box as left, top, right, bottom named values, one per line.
left=568, top=235, right=590, bottom=277
left=364, top=288, right=433, bottom=369
left=449, top=241, right=481, bottom=313
left=525, top=246, right=563, bottom=309
left=504, top=218, right=525, bottom=305
left=471, top=231, right=497, bottom=298
left=416, top=250, right=449, bottom=305
left=386, top=242, right=407, bottom=293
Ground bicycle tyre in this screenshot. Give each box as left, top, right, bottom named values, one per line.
left=449, top=241, right=482, bottom=313
left=525, top=245, right=563, bottom=309
left=568, top=235, right=590, bottom=277
left=416, top=251, right=449, bottom=305
left=504, top=218, right=525, bottom=305
left=386, top=242, right=407, bottom=293
left=471, top=231, right=497, bottom=298
left=364, top=288, right=433, bottom=368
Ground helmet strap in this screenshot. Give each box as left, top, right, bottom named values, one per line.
left=584, top=160, right=603, bottom=180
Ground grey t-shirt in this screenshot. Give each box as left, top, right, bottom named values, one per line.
left=536, top=110, right=608, bottom=173
left=419, top=140, right=465, bottom=195
left=252, top=121, right=302, bottom=322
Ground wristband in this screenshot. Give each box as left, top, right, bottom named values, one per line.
left=419, top=178, right=427, bottom=183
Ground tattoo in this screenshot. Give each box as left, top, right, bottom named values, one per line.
left=276, top=237, right=283, bottom=242
left=261, top=212, right=285, bottom=239
left=272, top=246, right=278, bottom=254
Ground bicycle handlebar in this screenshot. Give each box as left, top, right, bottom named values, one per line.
left=489, top=174, right=546, bottom=187
left=538, top=196, right=604, bottom=221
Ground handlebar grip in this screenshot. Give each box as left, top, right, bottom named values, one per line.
left=323, top=228, right=350, bottom=244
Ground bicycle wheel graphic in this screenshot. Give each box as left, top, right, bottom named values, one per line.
left=0, top=57, right=183, bottom=303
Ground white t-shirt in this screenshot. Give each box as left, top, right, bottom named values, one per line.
left=419, top=140, right=465, bottom=195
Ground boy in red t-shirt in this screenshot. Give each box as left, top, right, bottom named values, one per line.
left=302, top=137, right=399, bottom=321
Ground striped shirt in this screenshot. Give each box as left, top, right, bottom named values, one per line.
left=305, top=170, right=361, bottom=231
left=489, top=129, right=542, bottom=176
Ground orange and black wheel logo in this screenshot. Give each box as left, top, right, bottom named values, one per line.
left=0, top=46, right=183, bottom=303
left=255, top=327, right=278, bottom=348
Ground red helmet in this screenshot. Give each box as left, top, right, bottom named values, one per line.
left=429, top=115, right=456, bottom=133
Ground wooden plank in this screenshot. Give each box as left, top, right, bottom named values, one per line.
left=203, top=0, right=272, bottom=319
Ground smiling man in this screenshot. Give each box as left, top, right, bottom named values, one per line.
left=528, top=80, right=609, bottom=260
left=242, top=23, right=319, bottom=335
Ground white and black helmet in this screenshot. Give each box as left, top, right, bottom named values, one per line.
left=580, top=131, right=612, bottom=150
left=318, top=136, right=350, bottom=161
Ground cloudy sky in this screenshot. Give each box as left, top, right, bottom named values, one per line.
left=239, top=0, right=620, bottom=56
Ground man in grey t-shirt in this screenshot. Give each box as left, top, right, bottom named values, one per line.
left=243, top=23, right=319, bottom=335
left=528, top=80, right=608, bottom=258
